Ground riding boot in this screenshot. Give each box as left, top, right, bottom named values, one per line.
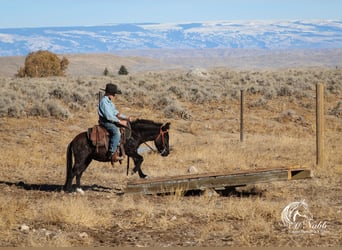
left=109, top=151, right=124, bottom=163
left=106, top=151, right=114, bottom=160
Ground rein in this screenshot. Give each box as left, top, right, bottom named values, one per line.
left=143, top=141, right=156, bottom=152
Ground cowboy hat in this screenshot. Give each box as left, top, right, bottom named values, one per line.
left=101, top=83, right=122, bottom=95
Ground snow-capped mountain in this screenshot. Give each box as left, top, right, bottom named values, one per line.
left=0, top=20, right=341, bottom=56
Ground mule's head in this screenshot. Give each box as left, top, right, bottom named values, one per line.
left=154, top=122, right=170, bottom=157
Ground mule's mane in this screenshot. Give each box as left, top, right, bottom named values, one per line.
left=131, top=119, right=162, bottom=128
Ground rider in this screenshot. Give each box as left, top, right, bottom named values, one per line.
left=98, top=83, right=130, bottom=162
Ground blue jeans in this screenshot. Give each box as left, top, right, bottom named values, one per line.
left=100, top=122, right=121, bottom=153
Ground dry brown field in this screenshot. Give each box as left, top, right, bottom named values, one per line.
left=0, top=56, right=341, bottom=246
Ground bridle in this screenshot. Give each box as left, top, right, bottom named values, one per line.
left=125, top=122, right=169, bottom=154
left=154, top=126, right=169, bottom=155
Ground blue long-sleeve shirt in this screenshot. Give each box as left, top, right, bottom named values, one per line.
left=98, top=96, right=122, bottom=123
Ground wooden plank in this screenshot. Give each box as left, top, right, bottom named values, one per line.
left=125, top=167, right=312, bottom=195
left=289, top=169, right=313, bottom=180
left=128, top=167, right=291, bottom=185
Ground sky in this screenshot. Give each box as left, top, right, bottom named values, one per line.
left=0, top=0, right=341, bottom=28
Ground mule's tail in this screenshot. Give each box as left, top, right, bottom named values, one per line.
left=64, top=142, right=73, bottom=191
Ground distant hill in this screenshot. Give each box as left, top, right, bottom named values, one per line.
left=0, top=20, right=341, bottom=56
left=1, top=48, right=342, bottom=77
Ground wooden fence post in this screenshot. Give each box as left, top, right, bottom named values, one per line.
left=316, top=83, right=324, bottom=167
left=98, top=91, right=102, bottom=104
left=240, top=89, right=244, bottom=142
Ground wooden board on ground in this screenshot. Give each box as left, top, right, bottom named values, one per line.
left=125, top=166, right=313, bottom=195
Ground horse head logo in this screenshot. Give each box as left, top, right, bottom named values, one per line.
left=281, top=199, right=313, bottom=229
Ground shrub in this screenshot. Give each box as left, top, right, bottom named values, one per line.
left=103, top=67, right=109, bottom=76
left=118, top=65, right=128, bottom=75
left=168, top=85, right=184, bottom=98
left=162, top=99, right=192, bottom=120
left=28, top=103, right=49, bottom=117
left=163, top=103, right=186, bottom=119
left=16, top=50, right=69, bottom=77
left=248, top=97, right=268, bottom=108
left=46, top=100, right=71, bottom=119
left=0, top=95, right=25, bottom=118
left=329, top=101, right=342, bottom=118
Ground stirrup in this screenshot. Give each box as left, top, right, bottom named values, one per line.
left=110, top=152, right=124, bottom=163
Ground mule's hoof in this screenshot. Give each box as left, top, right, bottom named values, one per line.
left=76, top=188, right=85, bottom=195
left=63, top=186, right=73, bottom=193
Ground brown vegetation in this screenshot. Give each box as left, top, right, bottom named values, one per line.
left=0, top=65, right=341, bottom=247
left=16, top=50, right=69, bottom=78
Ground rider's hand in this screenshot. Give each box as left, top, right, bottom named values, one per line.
left=120, top=120, right=128, bottom=127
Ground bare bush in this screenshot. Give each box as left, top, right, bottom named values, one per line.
left=248, top=97, right=268, bottom=108
left=0, top=94, right=26, bottom=118
left=275, top=109, right=308, bottom=126
left=46, top=100, right=71, bottom=119
left=329, top=101, right=342, bottom=118
left=28, top=103, right=49, bottom=117
left=163, top=102, right=191, bottom=120
left=168, top=85, right=184, bottom=98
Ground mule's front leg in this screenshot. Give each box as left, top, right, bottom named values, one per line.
left=76, top=174, right=82, bottom=189
left=75, top=175, right=85, bottom=195
left=132, top=154, right=147, bottom=179
left=64, top=177, right=74, bottom=192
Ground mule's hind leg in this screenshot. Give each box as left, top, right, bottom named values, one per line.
left=75, top=158, right=92, bottom=191
left=64, top=164, right=79, bottom=192
left=64, top=165, right=74, bottom=192
left=64, top=143, right=75, bottom=192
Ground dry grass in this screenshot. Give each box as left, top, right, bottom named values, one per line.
left=40, top=195, right=112, bottom=228
left=0, top=66, right=341, bottom=246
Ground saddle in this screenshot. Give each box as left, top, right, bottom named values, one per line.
left=87, top=123, right=131, bottom=163
left=88, top=125, right=109, bottom=150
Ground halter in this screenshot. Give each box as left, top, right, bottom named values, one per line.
left=154, top=125, right=169, bottom=155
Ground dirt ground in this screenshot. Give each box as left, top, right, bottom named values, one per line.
left=0, top=70, right=341, bottom=246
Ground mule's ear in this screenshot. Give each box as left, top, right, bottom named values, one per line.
left=162, top=122, right=171, bottom=131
